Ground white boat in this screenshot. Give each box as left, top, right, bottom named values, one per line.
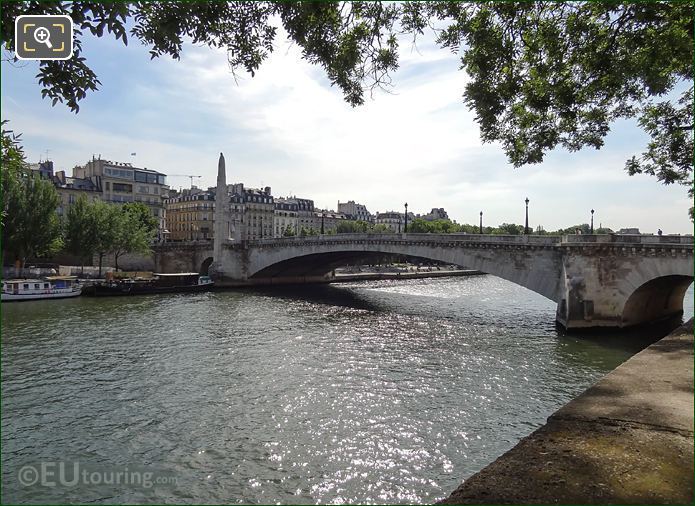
left=1, top=276, right=82, bottom=301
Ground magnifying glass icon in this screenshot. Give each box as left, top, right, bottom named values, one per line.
left=34, top=27, right=52, bottom=48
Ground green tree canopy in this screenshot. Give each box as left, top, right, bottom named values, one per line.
left=3, top=176, right=63, bottom=266
left=336, top=220, right=371, bottom=234
left=122, top=202, right=158, bottom=236
left=1, top=121, right=27, bottom=230
left=491, top=223, right=525, bottom=235
left=403, top=1, right=693, bottom=214
left=64, top=194, right=96, bottom=268
left=2, top=2, right=691, bottom=209
left=88, top=200, right=116, bottom=275
left=110, top=204, right=156, bottom=271
left=0, top=1, right=399, bottom=112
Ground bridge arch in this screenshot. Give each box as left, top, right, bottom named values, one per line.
left=621, top=275, right=693, bottom=327
left=214, top=234, right=693, bottom=329
left=200, top=257, right=214, bottom=276
left=244, top=237, right=564, bottom=301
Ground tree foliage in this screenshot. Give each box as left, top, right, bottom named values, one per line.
left=0, top=1, right=400, bottom=111
left=402, top=1, right=693, bottom=210
left=110, top=204, right=156, bottom=270
left=2, top=176, right=63, bottom=266
left=2, top=2, right=691, bottom=208
left=122, top=201, right=158, bottom=237
left=336, top=220, right=371, bottom=233
left=64, top=194, right=96, bottom=267
left=2, top=123, right=63, bottom=265
left=0, top=120, right=27, bottom=230
left=75, top=200, right=156, bottom=274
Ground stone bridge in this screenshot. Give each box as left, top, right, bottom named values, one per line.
left=154, top=232, right=693, bottom=330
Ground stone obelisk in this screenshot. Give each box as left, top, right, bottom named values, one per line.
left=212, top=152, right=228, bottom=272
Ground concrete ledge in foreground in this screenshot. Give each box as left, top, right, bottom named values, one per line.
left=441, top=318, right=694, bottom=505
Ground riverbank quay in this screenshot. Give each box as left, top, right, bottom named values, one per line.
left=441, top=318, right=694, bottom=504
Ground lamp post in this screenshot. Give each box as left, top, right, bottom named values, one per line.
left=479, top=211, right=483, bottom=234
left=590, top=209, right=594, bottom=234
left=404, top=202, right=408, bottom=233
left=321, top=212, right=325, bottom=235
left=524, top=197, right=530, bottom=235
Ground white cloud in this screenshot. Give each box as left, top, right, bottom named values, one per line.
left=2, top=27, right=692, bottom=234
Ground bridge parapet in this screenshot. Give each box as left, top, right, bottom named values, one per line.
left=237, top=233, right=693, bottom=249
left=242, top=233, right=563, bottom=248
left=561, top=234, right=693, bottom=245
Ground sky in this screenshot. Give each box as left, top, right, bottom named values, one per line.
left=2, top=21, right=693, bottom=234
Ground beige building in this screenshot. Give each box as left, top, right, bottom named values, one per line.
left=375, top=211, right=403, bottom=232
left=337, top=200, right=372, bottom=222
left=274, top=198, right=299, bottom=237
left=74, top=157, right=169, bottom=231
left=53, top=171, right=102, bottom=217
left=164, top=187, right=215, bottom=241
left=228, top=184, right=274, bottom=240
left=29, top=161, right=101, bottom=217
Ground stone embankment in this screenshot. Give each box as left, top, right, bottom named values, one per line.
left=441, top=318, right=694, bottom=504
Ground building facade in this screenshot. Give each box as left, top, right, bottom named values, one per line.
left=53, top=171, right=101, bottom=217
left=229, top=184, right=274, bottom=240
left=337, top=200, right=372, bottom=222
left=422, top=207, right=449, bottom=221
left=74, top=157, right=169, bottom=231
left=29, top=161, right=102, bottom=218
left=164, top=187, right=215, bottom=241
left=375, top=211, right=403, bottom=232
left=274, top=198, right=299, bottom=237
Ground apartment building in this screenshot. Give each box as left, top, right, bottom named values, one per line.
left=74, top=157, right=169, bottom=231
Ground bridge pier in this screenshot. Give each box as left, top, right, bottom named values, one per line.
left=556, top=242, right=693, bottom=329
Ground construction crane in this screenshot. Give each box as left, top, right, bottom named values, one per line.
left=169, top=175, right=203, bottom=188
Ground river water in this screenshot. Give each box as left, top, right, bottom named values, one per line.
left=2, top=276, right=693, bottom=504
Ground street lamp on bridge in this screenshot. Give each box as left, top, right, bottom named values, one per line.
left=524, top=197, right=530, bottom=235
left=404, top=202, right=408, bottom=233
left=590, top=209, right=595, bottom=234
left=479, top=211, right=483, bottom=234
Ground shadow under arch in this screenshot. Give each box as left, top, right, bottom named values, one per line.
left=621, top=275, right=693, bottom=327
left=200, top=257, right=214, bottom=275
left=250, top=251, right=468, bottom=279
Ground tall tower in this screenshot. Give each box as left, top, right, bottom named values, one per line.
left=213, top=152, right=228, bottom=265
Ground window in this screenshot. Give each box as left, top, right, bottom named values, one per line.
left=138, top=186, right=150, bottom=194
left=113, top=183, right=133, bottom=192
left=105, top=181, right=111, bottom=190
left=34, top=283, right=40, bottom=289
left=105, top=167, right=133, bottom=179
left=23, top=284, right=29, bottom=289
left=44, top=283, right=49, bottom=289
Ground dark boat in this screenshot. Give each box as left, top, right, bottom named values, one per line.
left=83, top=273, right=214, bottom=297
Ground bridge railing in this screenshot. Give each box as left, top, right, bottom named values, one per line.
left=251, top=233, right=563, bottom=246
left=561, top=234, right=693, bottom=245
